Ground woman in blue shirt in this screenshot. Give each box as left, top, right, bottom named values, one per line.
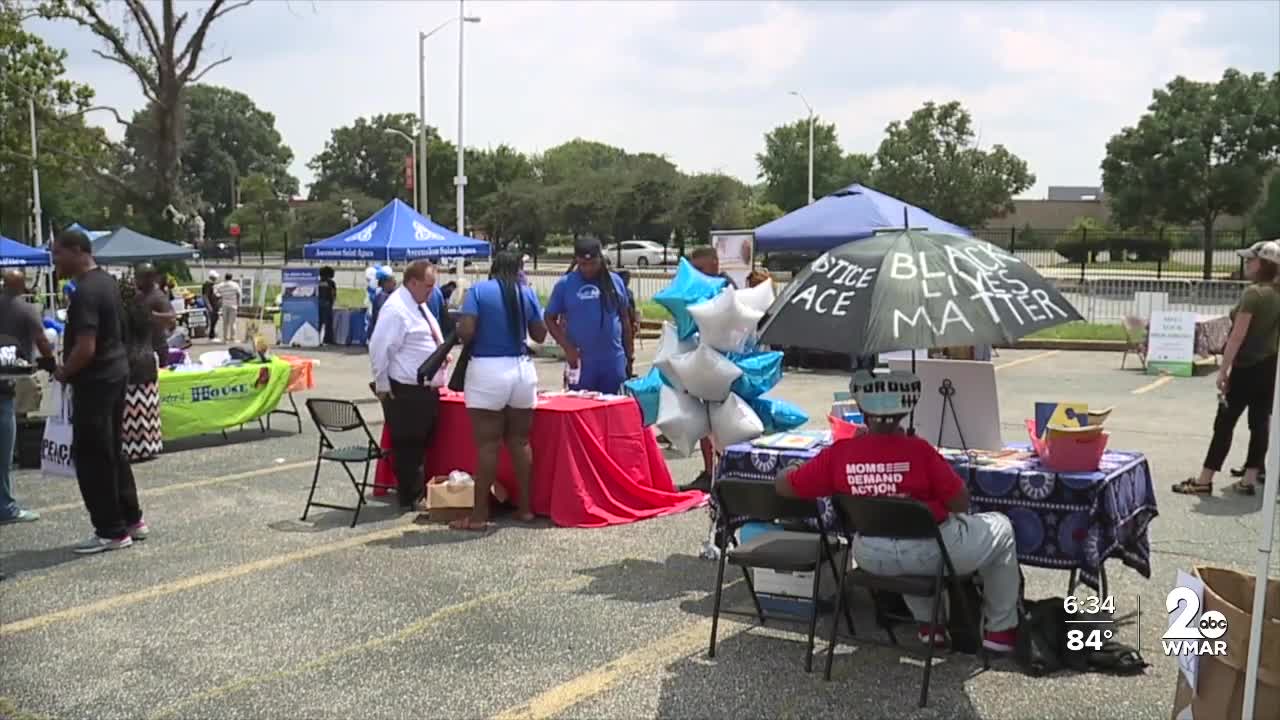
left=455, top=251, right=548, bottom=530
left=545, top=238, right=634, bottom=394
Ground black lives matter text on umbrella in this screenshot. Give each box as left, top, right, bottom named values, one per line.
left=879, top=246, right=1073, bottom=341
left=759, top=231, right=1083, bottom=355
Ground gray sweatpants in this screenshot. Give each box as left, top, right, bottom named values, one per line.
left=851, top=512, right=1020, bottom=631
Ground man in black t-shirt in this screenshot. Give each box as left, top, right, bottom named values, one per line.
left=52, top=230, right=146, bottom=555
left=318, top=266, right=337, bottom=344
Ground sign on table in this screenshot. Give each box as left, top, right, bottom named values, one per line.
left=1146, top=311, right=1196, bottom=377
left=280, top=267, right=321, bottom=347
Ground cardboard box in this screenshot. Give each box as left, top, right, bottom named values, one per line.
left=738, top=523, right=838, bottom=611
left=419, top=476, right=474, bottom=524
left=1171, top=566, right=1280, bottom=720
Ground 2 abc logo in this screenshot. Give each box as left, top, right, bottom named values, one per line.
left=1161, top=586, right=1227, bottom=657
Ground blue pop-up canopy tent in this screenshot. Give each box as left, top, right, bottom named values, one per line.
left=0, top=235, right=51, bottom=267
left=65, top=222, right=110, bottom=241
left=753, top=183, right=971, bottom=253
left=303, top=199, right=492, bottom=262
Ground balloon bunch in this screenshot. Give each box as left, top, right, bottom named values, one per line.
left=623, top=259, right=808, bottom=456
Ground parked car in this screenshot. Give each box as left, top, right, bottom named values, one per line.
left=200, top=241, right=237, bottom=259
left=606, top=240, right=668, bottom=268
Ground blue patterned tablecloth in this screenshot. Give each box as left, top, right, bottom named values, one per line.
left=715, top=443, right=835, bottom=530
left=946, top=445, right=1158, bottom=590
left=717, top=441, right=1159, bottom=590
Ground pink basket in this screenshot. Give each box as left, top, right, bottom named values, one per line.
left=1025, top=419, right=1108, bottom=472
left=828, top=414, right=866, bottom=441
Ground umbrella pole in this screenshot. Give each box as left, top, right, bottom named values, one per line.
left=908, top=349, right=917, bottom=436
left=1242, top=358, right=1280, bottom=720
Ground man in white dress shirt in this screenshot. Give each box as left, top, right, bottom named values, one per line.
left=369, top=261, right=446, bottom=512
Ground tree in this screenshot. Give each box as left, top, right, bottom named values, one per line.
left=473, top=179, right=551, bottom=255
left=36, top=0, right=254, bottom=217
left=743, top=201, right=785, bottom=229
left=124, top=84, right=296, bottom=231
left=290, top=188, right=381, bottom=242
left=1254, top=172, right=1280, bottom=240
left=226, top=172, right=286, bottom=254
left=537, top=138, right=627, bottom=186
left=672, top=173, right=747, bottom=246
left=756, top=119, right=857, bottom=211
left=871, top=101, right=1034, bottom=229
left=0, top=2, right=116, bottom=240
left=1102, top=69, right=1280, bottom=278
left=464, top=144, right=535, bottom=199
left=308, top=114, right=456, bottom=217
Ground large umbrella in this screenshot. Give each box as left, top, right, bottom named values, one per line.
left=758, top=230, right=1082, bottom=354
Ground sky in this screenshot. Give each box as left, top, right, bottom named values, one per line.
left=30, top=0, right=1280, bottom=199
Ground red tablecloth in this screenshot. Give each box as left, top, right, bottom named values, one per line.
left=374, top=392, right=705, bottom=528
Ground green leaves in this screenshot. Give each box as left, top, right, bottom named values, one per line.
left=871, top=101, right=1034, bottom=229
left=1102, top=69, right=1280, bottom=277
left=755, top=101, right=1033, bottom=228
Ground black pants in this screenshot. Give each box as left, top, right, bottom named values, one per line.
left=320, top=303, right=334, bottom=345
left=71, top=379, right=142, bottom=539
left=381, top=382, right=439, bottom=508
left=207, top=305, right=219, bottom=338
left=1204, top=355, right=1276, bottom=472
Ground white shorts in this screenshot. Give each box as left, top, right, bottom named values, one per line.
left=464, top=355, right=538, bottom=411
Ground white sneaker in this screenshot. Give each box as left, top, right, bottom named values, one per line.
left=73, top=534, right=133, bottom=555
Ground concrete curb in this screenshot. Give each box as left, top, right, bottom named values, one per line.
left=1000, top=339, right=1128, bottom=352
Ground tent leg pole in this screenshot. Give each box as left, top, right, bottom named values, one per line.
left=1241, top=358, right=1280, bottom=720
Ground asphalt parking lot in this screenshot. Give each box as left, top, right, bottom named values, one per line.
left=1, top=344, right=1275, bottom=720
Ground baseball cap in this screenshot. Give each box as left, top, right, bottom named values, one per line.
left=573, top=237, right=602, bottom=260
left=849, top=369, right=922, bottom=417
left=1237, top=240, right=1280, bottom=264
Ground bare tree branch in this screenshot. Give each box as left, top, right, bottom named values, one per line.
left=63, top=0, right=160, bottom=96
left=177, top=0, right=252, bottom=77
left=90, top=49, right=159, bottom=104
left=123, top=0, right=163, bottom=66
left=187, top=55, right=231, bottom=84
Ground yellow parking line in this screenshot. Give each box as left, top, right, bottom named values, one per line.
left=0, top=522, right=434, bottom=637
left=1131, top=375, right=1174, bottom=395
left=491, top=618, right=737, bottom=720
left=994, top=350, right=1060, bottom=372
left=150, top=588, right=510, bottom=720
left=30, top=460, right=315, bottom=515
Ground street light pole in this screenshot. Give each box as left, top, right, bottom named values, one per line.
left=384, top=129, right=418, bottom=212
left=790, top=90, right=815, bottom=205
left=417, top=13, right=479, bottom=226
left=417, top=31, right=428, bottom=217
left=28, top=97, right=43, bottom=246
left=454, top=0, right=468, bottom=279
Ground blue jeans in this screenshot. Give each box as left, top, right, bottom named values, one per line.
left=0, top=394, right=19, bottom=519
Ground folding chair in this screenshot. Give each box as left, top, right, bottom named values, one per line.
left=708, top=479, right=850, bottom=673
left=824, top=495, right=988, bottom=707
left=1120, top=315, right=1147, bottom=370
left=302, top=399, right=391, bottom=527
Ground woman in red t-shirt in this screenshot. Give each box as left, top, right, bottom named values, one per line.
left=775, top=370, right=1021, bottom=653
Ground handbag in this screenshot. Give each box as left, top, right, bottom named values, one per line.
left=418, top=331, right=460, bottom=385
left=448, top=342, right=473, bottom=393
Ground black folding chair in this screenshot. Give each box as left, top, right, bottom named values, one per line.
left=824, top=495, right=988, bottom=707
left=302, top=399, right=392, bottom=527
left=708, top=479, right=850, bottom=673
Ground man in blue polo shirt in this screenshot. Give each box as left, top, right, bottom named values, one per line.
left=546, top=238, right=634, bottom=394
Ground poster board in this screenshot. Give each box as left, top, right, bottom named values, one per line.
left=279, top=267, right=321, bottom=347
left=238, top=274, right=256, bottom=307
left=887, top=358, right=1003, bottom=451
left=711, top=230, right=753, bottom=289
left=1147, top=311, right=1195, bottom=377
left=1134, top=291, right=1169, bottom=320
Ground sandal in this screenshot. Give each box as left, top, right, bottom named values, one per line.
left=1228, top=480, right=1257, bottom=496
left=1172, top=478, right=1213, bottom=495
left=448, top=517, right=493, bottom=532
left=515, top=512, right=536, bottom=523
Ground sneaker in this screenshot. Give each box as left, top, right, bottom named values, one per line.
left=679, top=471, right=712, bottom=493
left=917, top=624, right=949, bottom=648
left=983, top=628, right=1017, bottom=653
left=73, top=534, right=133, bottom=555
left=0, top=509, right=40, bottom=524
left=127, top=521, right=150, bottom=540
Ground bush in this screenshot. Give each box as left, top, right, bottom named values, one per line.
left=1055, top=233, right=1104, bottom=263
left=1114, top=233, right=1173, bottom=262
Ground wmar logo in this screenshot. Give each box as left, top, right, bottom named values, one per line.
left=413, top=221, right=444, bottom=242
left=344, top=222, right=377, bottom=243
left=576, top=285, right=601, bottom=301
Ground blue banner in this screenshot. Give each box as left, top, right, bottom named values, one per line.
left=280, top=267, right=321, bottom=347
